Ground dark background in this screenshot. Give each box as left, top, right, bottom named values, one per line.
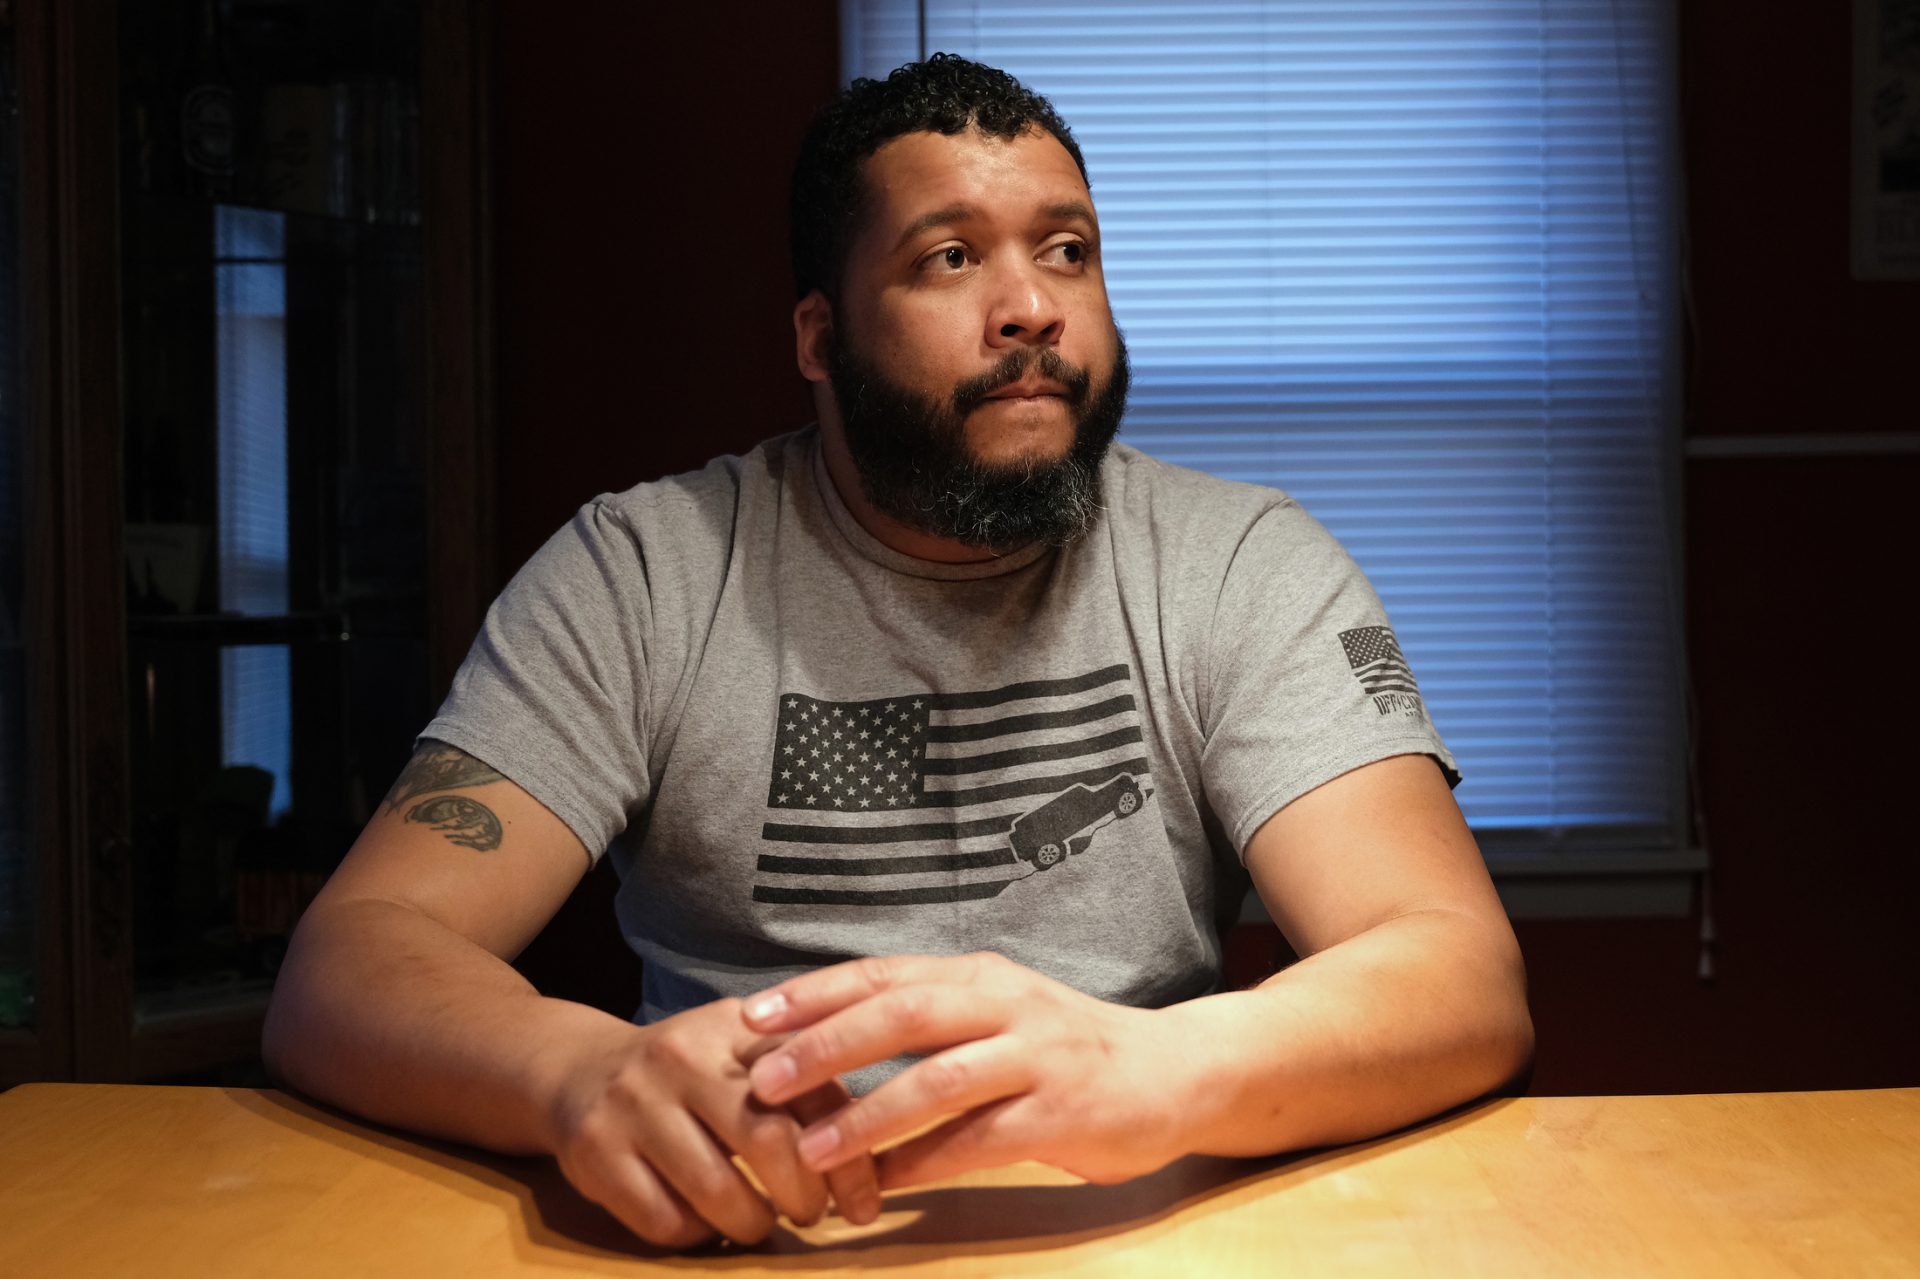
left=490, top=1, right=1918, bottom=1097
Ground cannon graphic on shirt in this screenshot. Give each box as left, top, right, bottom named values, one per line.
left=1008, top=773, right=1152, bottom=870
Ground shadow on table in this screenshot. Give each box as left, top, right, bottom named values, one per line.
left=231, top=1087, right=1507, bottom=1267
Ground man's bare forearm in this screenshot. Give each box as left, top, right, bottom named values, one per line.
left=1167, top=908, right=1533, bottom=1158
left=261, top=897, right=633, bottom=1157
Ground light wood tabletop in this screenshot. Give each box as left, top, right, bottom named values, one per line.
left=0, top=1083, right=1915, bottom=1276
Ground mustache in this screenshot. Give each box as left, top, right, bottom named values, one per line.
left=951, top=348, right=1093, bottom=416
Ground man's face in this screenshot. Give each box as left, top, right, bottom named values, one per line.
left=822, top=127, right=1131, bottom=550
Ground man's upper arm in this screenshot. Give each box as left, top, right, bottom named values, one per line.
left=1244, top=752, right=1512, bottom=959
left=311, top=740, right=592, bottom=960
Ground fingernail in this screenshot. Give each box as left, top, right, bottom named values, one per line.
left=744, top=992, right=787, bottom=1024
left=750, top=1052, right=795, bottom=1098
left=798, top=1124, right=840, bottom=1168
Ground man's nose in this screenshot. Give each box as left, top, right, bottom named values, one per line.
left=985, top=262, right=1064, bottom=347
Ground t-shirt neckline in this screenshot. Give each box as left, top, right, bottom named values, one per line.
left=805, top=433, right=1055, bottom=581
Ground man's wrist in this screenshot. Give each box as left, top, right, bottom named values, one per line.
left=516, top=998, right=648, bottom=1156
left=1148, top=989, right=1312, bottom=1160
left=1121, top=995, right=1244, bottom=1162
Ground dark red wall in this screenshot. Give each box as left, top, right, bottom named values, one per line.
left=491, top=1, right=836, bottom=577
left=494, top=3, right=1920, bottom=1093
left=1680, top=2, right=1916, bottom=435
left=1514, top=2, right=1920, bottom=1094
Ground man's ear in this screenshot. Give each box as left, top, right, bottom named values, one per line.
left=793, top=290, right=834, bottom=383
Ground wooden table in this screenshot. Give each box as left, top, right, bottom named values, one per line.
left=1, top=1084, right=1915, bottom=1276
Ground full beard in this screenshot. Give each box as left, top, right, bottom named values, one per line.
left=826, top=331, right=1132, bottom=552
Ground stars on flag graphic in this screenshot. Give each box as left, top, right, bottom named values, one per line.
left=1338, top=625, right=1425, bottom=710
left=756, top=664, right=1153, bottom=907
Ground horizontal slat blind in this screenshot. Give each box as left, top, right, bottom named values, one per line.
left=844, top=1, right=1683, bottom=841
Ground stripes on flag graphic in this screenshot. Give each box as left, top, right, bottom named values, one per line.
left=1338, top=625, right=1425, bottom=716
left=757, top=663, right=1153, bottom=907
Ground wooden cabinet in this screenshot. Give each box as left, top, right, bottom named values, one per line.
left=0, top=0, right=494, bottom=1085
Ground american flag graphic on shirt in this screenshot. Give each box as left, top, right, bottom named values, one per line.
left=756, top=664, right=1153, bottom=906
left=1339, top=625, right=1425, bottom=714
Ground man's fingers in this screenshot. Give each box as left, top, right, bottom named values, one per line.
left=786, top=1080, right=882, bottom=1224
left=793, top=1040, right=1029, bottom=1173
left=742, top=952, right=996, bottom=1033
left=566, top=1146, right=714, bottom=1250
left=688, top=1087, right=829, bottom=1229
left=748, top=983, right=1008, bottom=1105
left=821, top=1145, right=883, bottom=1225
left=872, top=1096, right=1027, bottom=1192
left=647, top=1110, right=779, bottom=1246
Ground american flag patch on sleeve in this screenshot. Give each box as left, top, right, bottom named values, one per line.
left=1339, top=625, right=1426, bottom=717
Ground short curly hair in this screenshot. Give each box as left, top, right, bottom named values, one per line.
left=789, top=53, right=1089, bottom=302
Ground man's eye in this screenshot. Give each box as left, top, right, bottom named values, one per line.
left=924, top=245, right=968, bottom=272
left=1047, top=241, right=1087, bottom=265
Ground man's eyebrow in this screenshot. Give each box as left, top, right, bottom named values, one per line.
left=894, top=204, right=978, bottom=251
left=1042, top=200, right=1097, bottom=230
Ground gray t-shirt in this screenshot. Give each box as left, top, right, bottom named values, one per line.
left=424, top=429, right=1457, bottom=1039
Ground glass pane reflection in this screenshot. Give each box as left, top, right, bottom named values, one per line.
left=215, top=205, right=288, bottom=623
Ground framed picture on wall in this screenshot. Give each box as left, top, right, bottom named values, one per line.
left=1853, top=0, right=1920, bottom=277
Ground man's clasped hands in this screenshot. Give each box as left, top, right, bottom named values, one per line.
left=545, top=951, right=1197, bottom=1248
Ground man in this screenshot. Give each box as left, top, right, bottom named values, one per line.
left=263, top=55, right=1531, bottom=1250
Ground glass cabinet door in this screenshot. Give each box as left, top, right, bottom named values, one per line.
left=119, top=0, right=431, bottom=1050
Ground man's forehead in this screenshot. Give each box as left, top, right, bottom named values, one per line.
left=858, top=127, right=1093, bottom=231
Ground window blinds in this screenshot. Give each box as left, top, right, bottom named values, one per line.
left=843, top=1, right=1684, bottom=842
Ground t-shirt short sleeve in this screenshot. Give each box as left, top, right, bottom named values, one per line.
left=420, top=500, right=652, bottom=863
left=1201, top=498, right=1460, bottom=859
